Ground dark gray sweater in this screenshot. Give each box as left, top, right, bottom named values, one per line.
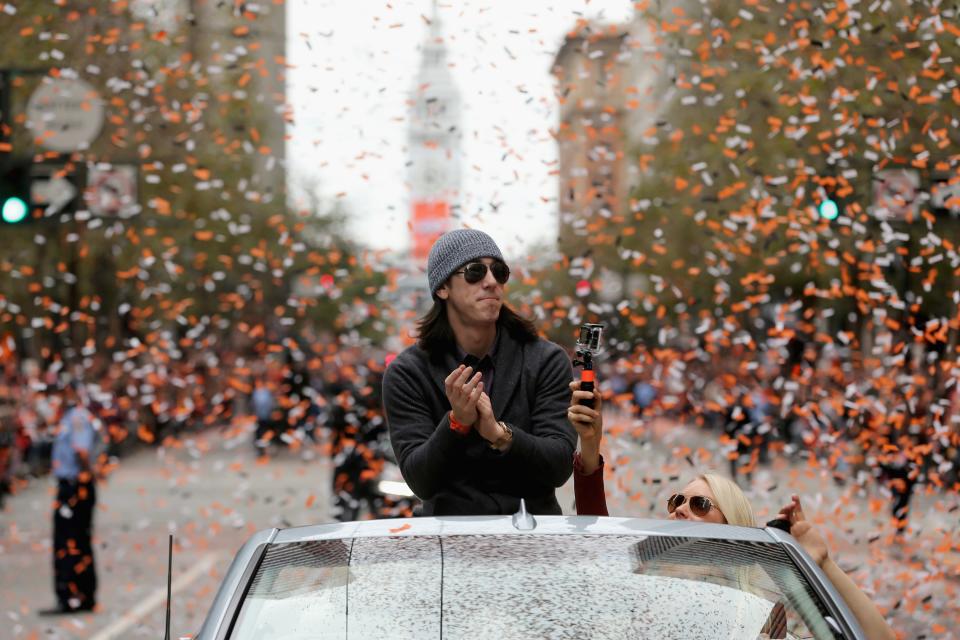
left=383, top=330, right=576, bottom=516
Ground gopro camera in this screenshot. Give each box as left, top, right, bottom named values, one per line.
left=576, top=323, right=604, bottom=356
left=573, top=323, right=604, bottom=408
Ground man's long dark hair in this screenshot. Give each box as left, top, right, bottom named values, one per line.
left=417, top=300, right=538, bottom=361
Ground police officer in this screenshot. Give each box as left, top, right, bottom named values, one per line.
left=40, top=380, right=98, bottom=615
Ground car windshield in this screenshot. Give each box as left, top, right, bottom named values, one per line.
left=229, top=534, right=841, bottom=640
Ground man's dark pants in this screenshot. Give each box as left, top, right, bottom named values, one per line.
left=53, top=478, right=97, bottom=610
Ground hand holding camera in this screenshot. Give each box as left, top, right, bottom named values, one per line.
left=568, top=380, right=602, bottom=436
left=570, top=323, right=605, bottom=474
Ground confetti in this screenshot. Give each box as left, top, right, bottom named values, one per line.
left=0, top=1, right=957, bottom=636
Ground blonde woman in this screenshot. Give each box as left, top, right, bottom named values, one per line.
left=666, top=471, right=756, bottom=526
left=567, top=380, right=896, bottom=640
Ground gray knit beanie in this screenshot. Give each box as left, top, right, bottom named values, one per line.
left=427, top=229, right=505, bottom=296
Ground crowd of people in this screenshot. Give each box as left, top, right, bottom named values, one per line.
left=0, top=352, right=233, bottom=505
left=1, top=324, right=956, bottom=532
left=0, top=338, right=417, bottom=521
left=1, top=321, right=957, bottom=533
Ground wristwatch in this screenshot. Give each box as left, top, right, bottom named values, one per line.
left=489, top=421, right=513, bottom=451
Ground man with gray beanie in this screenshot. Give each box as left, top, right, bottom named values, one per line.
left=382, top=229, right=577, bottom=515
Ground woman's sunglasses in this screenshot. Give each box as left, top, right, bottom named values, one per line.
left=454, top=261, right=510, bottom=285
left=667, top=493, right=716, bottom=517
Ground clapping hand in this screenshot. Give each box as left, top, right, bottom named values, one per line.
left=475, top=391, right=501, bottom=442
left=444, top=365, right=483, bottom=426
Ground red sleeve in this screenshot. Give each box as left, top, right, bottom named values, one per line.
left=573, top=452, right=609, bottom=516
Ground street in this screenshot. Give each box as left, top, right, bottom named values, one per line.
left=2, top=411, right=958, bottom=639
left=1, top=419, right=333, bottom=639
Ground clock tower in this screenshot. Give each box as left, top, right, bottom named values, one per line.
left=408, top=1, right=462, bottom=261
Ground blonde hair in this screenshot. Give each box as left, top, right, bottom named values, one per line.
left=699, top=474, right=762, bottom=595
left=700, top=473, right=756, bottom=527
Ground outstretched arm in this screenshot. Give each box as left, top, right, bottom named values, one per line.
left=777, top=495, right=896, bottom=640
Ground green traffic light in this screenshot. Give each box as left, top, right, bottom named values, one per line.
left=1, top=196, right=29, bottom=224
left=818, top=198, right=839, bottom=221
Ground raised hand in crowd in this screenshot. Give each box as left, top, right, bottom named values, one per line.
left=775, top=495, right=895, bottom=640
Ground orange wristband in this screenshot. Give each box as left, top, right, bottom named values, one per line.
left=449, top=411, right=471, bottom=435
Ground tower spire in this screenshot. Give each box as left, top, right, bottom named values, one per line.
left=429, top=0, right=441, bottom=40
left=408, top=0, right=461, bottom=261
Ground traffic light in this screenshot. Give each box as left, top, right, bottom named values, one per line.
left=0, top=161, right=32, bottom=225
left=813, top=175, right=851, bottom=222
left=817, top=196, right=840, bottom=221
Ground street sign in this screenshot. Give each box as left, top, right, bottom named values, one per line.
left=25, top=77, right=105, bottom=152
left=872, top=168, right=919, bottom=220
left=85, top=165, right=138, bottom=217
left=31, top=174, right=77, bottom=216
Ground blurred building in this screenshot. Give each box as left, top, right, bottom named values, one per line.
left=407, top=0, right=462, bottom=263
left=551, top=15, right=659, bottom=259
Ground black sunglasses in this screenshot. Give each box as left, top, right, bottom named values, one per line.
left=454, top=261, right=510, bottom=285
left=667, top=493, right=716, bottom=517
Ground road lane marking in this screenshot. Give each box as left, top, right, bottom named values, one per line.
left=89, top=550, right=223, bottom=640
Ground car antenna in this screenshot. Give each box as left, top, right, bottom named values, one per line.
left=511, top=499, right=537, bottom=531
left=164, top=533, right=173, bottom=640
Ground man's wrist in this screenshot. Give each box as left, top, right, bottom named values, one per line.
left=449, top=411, right=473, bottom=435
left=450, top=408, right=475, bottom=424
left=476, top=416, right=498, bottom=442
left=580, top=434, right=601, bottom=449
left=489, top=421, right=513, bottom=451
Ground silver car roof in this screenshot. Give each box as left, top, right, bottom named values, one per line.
left=271, top=515, right=779, bottom=544
left=194, top=516, right=866, bottom=640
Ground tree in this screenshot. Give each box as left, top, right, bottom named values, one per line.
left=0, top=2, right=386, bottom=364
left=599, top=0, right=960, bottom=358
